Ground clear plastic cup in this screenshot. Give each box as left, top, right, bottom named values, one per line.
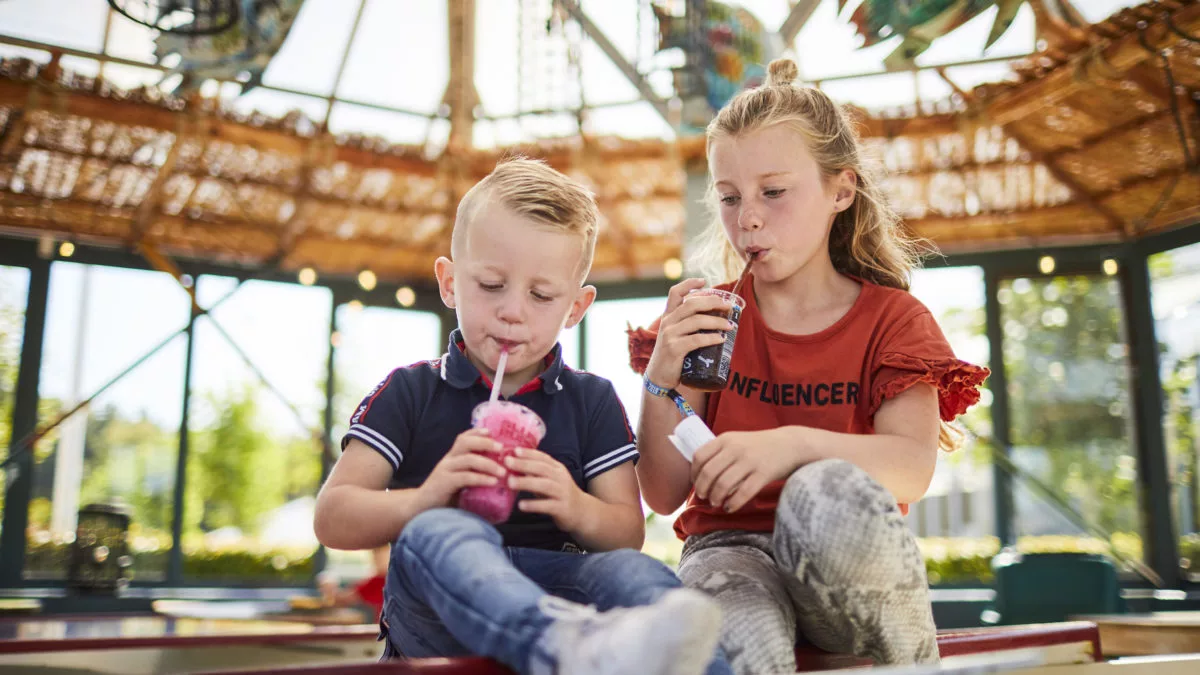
left=457, top=400, right=547, bottom=524
left=680, top=289, right=745, bottom=392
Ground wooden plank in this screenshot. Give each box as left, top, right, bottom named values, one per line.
left=1072, top=613, right=1200, bottom=656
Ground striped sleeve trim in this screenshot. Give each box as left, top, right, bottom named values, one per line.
left=346, top=424, right=404, bottom=470
left=583, top=442, right=638, bottom=480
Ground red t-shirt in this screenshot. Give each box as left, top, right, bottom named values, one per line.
left=628, top=274, right=989, bottom=540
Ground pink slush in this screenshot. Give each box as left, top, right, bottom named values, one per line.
left=457, top=400, right=546, bottom=524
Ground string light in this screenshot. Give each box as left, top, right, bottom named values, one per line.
left=298, top=267, right=317, bottom=286
left=663, top=258, right=683, bottom=280
left=59, top=241, right=75, bottom=258
left=1038, top=255, right=1056, bottom=275
left=1102, top=259, right=1119, bottom=276
left=357, top=269, right=377, bottom=291
left=396, top=287, right=416, bottom=307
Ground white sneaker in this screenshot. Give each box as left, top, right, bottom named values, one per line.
left=532, top=589, right=722, bottom=675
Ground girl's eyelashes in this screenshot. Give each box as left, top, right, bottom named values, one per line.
left=764, top=188, right=786, bottom=198
left=479, top=282, right=502, bottom=291
left=720, top=194, right=739, bottom=205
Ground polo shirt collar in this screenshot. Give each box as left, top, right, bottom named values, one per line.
left=442, top=328, right=566, bottom=395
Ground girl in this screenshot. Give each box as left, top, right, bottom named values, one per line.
left=629, top=58, right=989, bottom=674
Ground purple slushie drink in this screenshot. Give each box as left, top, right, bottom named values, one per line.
left=457, top=400, right=546, bottom=524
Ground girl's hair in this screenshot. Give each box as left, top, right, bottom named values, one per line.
left=693, top=57, right=926, bottom=290
left=695, top=58, right=962, bottom=452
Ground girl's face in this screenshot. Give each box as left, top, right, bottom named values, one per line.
left=708, top=124, right=855, bottom=284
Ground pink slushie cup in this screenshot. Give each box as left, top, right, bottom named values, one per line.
left=457, top=400, right=546, bottom=524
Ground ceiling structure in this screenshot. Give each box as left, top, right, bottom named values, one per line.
left=0, top=0, right=1196, bottom=283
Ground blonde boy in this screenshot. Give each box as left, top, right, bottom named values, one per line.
left=314, top=159, right=725, bottom=675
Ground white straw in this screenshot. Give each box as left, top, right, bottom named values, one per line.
left=489, top=349, right=508, bottom=403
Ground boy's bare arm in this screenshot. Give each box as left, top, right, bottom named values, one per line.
left=313, top=442, right=427, bottom=550
left=314, top=431, right=506, bottom=550
left=574, top=462, right=645, bottom=551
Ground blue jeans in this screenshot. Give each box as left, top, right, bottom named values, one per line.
left=381, top=508, right=732, bottom=675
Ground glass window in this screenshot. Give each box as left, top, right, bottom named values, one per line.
left=909, top=266, right=995, bottom=584
left=27, top=263, right=189, bottom=582
left=1150, top=242, right=1200, bottom=581
left=1000, top=274, right=1141, bottom=568
left=0, top=0, right=107, bottom=53
left=0, top=266, right=31, bottom=528
left=334, top=0, right=448, bottom=114
left=327, top=303, right=440, bottom=581
left=584, top=296, right=667, bottom=430
left=332, top=304, right=441, bottom=444
left=185, top=277, right=331, bottom=584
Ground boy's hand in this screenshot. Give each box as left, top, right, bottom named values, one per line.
left=691, top=429, right=804, bottom=513
left=645, top=278, right=733, bottom=389
left=506, top=448, right=587, bottom=533
left=415, top=429, right=507, bottom=511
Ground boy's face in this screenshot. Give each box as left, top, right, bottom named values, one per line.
left=435, top=202, right=595, bottom=383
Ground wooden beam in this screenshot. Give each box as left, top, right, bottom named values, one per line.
left=779, top=0, right=821, bottom=44
left=982, top=4, right=1200, bottom=125
left=444, top=0, right=480, bottom=150
left=130, top=134, right=187, bottom=242
left=1001, top=123, right=1129, bottom=235
left=0, top=78, right=438, bottom=176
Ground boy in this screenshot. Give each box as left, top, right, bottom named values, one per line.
left=314, top=158, right=725, bottom=675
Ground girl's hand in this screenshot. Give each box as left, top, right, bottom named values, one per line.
left=506, top=448, right=587, bottom=533
left=692, top=429, right=805, bottom=513
left=415, top=429, right=506, bottom=511
left=644, top=278, right=735, bottom=389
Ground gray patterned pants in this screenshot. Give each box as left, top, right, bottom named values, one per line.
left=677, top=459, right=939, bottom=675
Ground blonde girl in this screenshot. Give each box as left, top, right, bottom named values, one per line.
left=629, top=58, right=989, bottom=674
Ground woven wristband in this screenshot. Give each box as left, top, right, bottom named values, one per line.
left=643, top=376, right=695, bottom=418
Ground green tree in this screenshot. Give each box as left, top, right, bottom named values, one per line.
left=1000, top=275, right=1139, bottom=536
left=187, top=387, right=285, bottom=534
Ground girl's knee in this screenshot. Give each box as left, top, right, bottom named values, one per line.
left=774, top=461, right=920, bottom=586
left=397, top=507, right=500, bottom=556
left=778, top=459, right=899, bottom=533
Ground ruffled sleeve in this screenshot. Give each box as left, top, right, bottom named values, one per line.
left=870, top=311, right=990, bottom=422
left=626, top=318, right=662, bottom=375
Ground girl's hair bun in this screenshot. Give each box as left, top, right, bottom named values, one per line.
left=766, top=58, right=799, bottom=87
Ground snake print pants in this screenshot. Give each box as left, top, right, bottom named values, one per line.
left=677, top=459, right=939, bottom=675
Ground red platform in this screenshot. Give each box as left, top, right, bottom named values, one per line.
left=194, top=621, right=1103, bottom=674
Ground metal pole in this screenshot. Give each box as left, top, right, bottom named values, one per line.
left=166, top=294, right=198, bottom=586
left=0, top=259, right=50, bottom=587
left=984, top=267, right=1015, bottom=547
left=1120, top=252, right=1182, bottom=588
left=313, top=290, right=339, bottom=579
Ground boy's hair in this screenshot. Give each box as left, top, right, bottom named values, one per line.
left=694, top=57, right=927, bottom=292
left=452, top=157, right=599, bottom=281
left=697, top=59, right=961, bottom=452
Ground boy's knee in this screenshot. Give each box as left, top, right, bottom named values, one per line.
left=398, top=508, right=500, bottom=556
left=585, top=549, right=680, bottom=588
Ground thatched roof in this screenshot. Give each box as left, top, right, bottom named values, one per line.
left=1, top=0, right=1197, bottom=282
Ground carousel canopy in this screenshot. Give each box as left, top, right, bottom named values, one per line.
left=0, top=0, right=1197, bottom=283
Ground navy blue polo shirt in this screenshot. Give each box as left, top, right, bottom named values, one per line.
left=343, top=329, right=639, bottom=551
